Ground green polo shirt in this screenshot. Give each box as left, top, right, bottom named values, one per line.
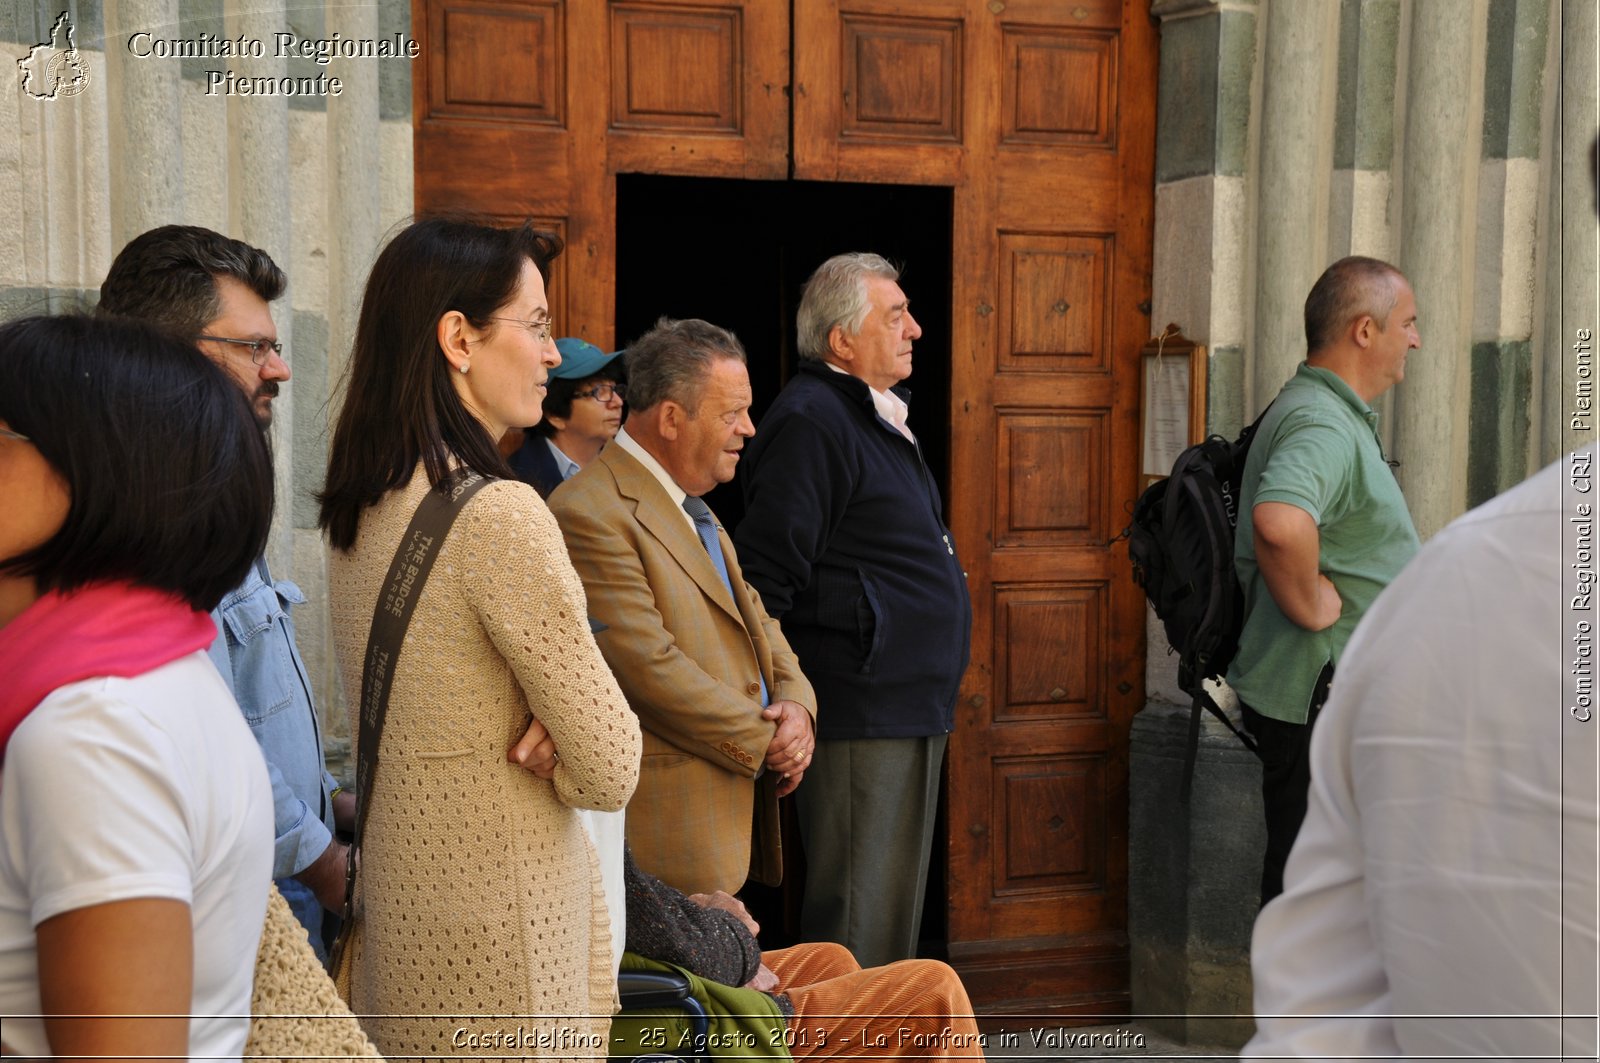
left=1227, top=363, right=1420, bottom=723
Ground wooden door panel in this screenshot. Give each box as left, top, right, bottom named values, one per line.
left=611, top=4, right=741, bottom=132
left=938, top=0, right=1148, bottom=1018
left=426, top=0, right=565, bottom=122
left=989, top=549, right=1123, bottom=585
left=414, top=0, right=574, bottom=218
left=1000, top=23, right=1118, bottom=149
left=414, top=123, right=574, bottom=213
left=606, top=0, right=789, bottom=179
left=993, top=754, right=1108, bottom=891
left=793, top=0, right=968, bottom=183
left=998, top=233, right=1113, bottom=372
left=994, top=411, right=1108, bottom=546
left=839, top=11, right=963, bottom=141
left=993, top=582, right=1107, bottom=718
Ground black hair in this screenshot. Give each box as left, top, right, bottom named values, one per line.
left=0, top=315, right=274, bottom=611
left=318, top=216, right=564, bottom=551
left=529, top=359, right=627, bottom=439
left=98, top=225, right=287, bottom=338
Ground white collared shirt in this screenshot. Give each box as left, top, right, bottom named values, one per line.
left=824, top=360, right=915, bottom=442
left=614, top=426, right=697, bottom=532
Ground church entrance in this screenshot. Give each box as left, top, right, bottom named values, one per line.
left=413, top=0, right=1157, bottom=1018
left=616, top=173, right=956, bottom=950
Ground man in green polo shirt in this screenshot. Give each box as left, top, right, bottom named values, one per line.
left=1228, top=255, right=1422, bottom=905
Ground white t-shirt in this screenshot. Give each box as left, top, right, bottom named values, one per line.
left=0, top=652, right=275, bottom=1059
left=1246, top=455, right=1599, bottom=1060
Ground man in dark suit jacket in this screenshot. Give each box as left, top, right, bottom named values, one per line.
left=549, top=318, right=817, bottom=896
left=735, top=253, right=972, bottom=967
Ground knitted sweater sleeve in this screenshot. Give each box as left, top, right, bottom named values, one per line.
left=623, top=847, right=761, bottom=987
left=458, top=481, right=642, bottom=813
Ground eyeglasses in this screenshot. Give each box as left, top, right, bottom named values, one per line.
left=0, top=426, right=28, bottom=443
left=197, top=335, right=284, bottom=366
left=574, top=383, right=626, bottom=404
left=488, top=316, right=554, bottom=344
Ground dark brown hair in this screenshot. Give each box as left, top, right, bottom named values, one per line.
left=318, top=217, right=563, bottom=550
left=0, top=315, right=273, bottom=611
left=98, top=224, right=286, bottom=338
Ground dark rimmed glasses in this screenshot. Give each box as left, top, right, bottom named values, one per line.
left=574, top=383, right=626, bottom=404
left=197, top=335, right=285, bottom=366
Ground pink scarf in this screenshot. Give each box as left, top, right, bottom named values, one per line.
left=0, top=582, right=216, bottom=762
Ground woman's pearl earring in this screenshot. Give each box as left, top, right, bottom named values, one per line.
left=460, top=363, right=469, bottom=374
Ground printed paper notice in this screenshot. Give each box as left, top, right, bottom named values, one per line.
left=1142, top=354, right=1191, bottom=477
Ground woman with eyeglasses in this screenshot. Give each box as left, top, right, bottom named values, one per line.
left=508, top=337, right=628, bottom=498
left=318, top=217, right=640, bottom=1058
left=0, top=315, right=276, bottom=1059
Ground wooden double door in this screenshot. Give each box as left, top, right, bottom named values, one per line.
left=415, top=0, right=1155, bottom=1017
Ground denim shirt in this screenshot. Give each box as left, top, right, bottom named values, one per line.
left=207, top=557, right=338, bottom=934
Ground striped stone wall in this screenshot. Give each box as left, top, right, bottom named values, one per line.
left=1151, top=0, right=1590, bottom=542
left=1134, top=0, right=1595, bottom=1037
left=1, top=0, right=416, bottom=767
left=1147, top=0, right=1594, bottom=706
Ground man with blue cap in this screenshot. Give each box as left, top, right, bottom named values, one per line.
left=509, top=336, right=627, bottom=497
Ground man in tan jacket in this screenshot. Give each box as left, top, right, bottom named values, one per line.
left=550, top=317, right=817, bottom=896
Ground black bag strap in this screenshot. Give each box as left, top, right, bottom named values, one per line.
left=1179, top=687, right=1260, bottom=804
left=326, top=471, right=493, bottom=974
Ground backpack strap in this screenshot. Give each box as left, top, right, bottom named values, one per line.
left=1179, top=687, right=1260, bottom=804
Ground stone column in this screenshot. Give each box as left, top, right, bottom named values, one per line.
left=227, top=0, right=296, bottom=569
left=1545, top=0, right=1599, bottom=461
left=1468, top=0, right=1551, bottom=504
left=103, top=0, right=185, bottom=242
left=1136, top=0, right=1264, bottom=1048
left=1252, top=2, right=1339, bottom=403
left=1327, top=0, right=1400, bottom=262
left=1393, top=0, right=1484, bottom=537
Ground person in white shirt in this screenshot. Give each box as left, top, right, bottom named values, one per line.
left=0, top=314, right=277, bottom=1060
left=1245, top=450, right=1599, bottom=1060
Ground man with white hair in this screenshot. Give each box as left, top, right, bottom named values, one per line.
left=735, top=253, right=972, bottom=967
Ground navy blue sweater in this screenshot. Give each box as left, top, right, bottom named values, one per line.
left=734, top=362, right=971, bottom=740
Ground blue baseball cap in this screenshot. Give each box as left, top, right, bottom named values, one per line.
left=552, top=337, right=625, bottom=380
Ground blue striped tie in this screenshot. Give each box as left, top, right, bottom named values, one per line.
left=683, top=495, right=768, bottom=707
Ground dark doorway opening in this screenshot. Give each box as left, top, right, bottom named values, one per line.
left=615, top=174, right=956, bottom=955
left=615, top=174, right=955, bottom=526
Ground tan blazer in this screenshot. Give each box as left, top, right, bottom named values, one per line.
left=549, top=444, right=817, bottom=895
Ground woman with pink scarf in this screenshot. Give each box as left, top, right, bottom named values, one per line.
left=0, top=315, right=277, bottom=1059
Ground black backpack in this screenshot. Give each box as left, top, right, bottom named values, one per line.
left=1122, top=407, right=1270, bottom=799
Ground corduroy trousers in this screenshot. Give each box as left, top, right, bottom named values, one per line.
left=763, top=941, right=985, bottom=1060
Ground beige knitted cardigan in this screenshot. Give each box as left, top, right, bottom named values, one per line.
left=327, top=469, right=641, bottom=1059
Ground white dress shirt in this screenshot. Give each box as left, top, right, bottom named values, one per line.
left=1245, top=454, right=1598, bottom=1061
left=824, top=360, right=915, bottom=442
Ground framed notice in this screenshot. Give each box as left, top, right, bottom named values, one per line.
left=1139, top=325, right=1207, bottom=484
